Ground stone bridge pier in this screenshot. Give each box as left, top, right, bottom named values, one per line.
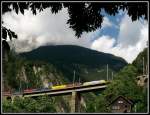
left=71, top=91, right=81, bottom=113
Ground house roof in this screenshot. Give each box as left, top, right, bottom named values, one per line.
left=109, top=95, right=134, bottom=106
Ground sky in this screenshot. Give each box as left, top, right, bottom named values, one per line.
left=2, top=6, right=148, bottom=63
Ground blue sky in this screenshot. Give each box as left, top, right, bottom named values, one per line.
left=100, top=9, right=123, bottom=38
left=89, top=9, right=125, bottom=44
left=2, top=7, right=148, bottom=63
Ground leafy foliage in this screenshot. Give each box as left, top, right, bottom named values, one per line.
left=3, top=51, right=43, bottom=91
left=23, top=61, right=43, bottom=89
left=85, top=64, right=147, bottom=112
left=103, top=65, right=139, bottom=100
left=132, top=48, right=148, bottom=74
left=2, top=96, right=56, bottom=113
left=2, top=40, right=10, bottom=59
left=3, top=51, right=24, bottom=90
left=86, top=47, right=148, bottom=113
left=2, top=27, right=17, bottom=40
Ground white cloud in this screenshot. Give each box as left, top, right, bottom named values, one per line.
left=102, top=17, right=113, bottom=29
left=117, top=14, right=143, bottom=47
left=91, top=36, right=115, bottom=52
left=2, top=7, right=91, bottom=52
left=91, top=14, right=148, bottom=63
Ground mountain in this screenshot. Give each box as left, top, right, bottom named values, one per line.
left=132, top=48, right=148, bottom=74
left=3, top=46, right=147, bottom=113
left=19, top=45, right=127, bottom=82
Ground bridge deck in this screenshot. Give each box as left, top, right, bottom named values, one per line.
left=3, top=84, right=108, bottom=97
left=23, top=84, right=107, bottom=97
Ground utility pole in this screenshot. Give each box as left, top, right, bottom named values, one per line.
left=73, top=70, right=75, bottom=85
left=79, top=77, right=80, bottom=84
left=143, top=57, right=145, bottom=75
left=37, top=78, right=39, bottom=88
left=19, top=80, right=21, bottom=92
left=107, top=64, right=109, bottom=81
left=27, top=80, right=29, bottom=89
left=135, top=104, right=137, bottom=113
left=146, top=64, right=148, bottom=75
left=112, top=72, right=113, bottom=81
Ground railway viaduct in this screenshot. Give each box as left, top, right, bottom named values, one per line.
left=3, top=84, right=108, bottom=113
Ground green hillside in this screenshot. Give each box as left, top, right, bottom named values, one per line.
left=85, top=47, right=148, bottom=113
left=19, top=45, right=127, bottom=82
left=2, top=46, right=148, bottom=113
left=132, top=48, right=148, bottom=74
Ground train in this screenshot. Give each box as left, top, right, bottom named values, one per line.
left=3, top=91, right=12, bottom=96
left=3, top=80, right=108, bottom=95
left=23, top=80, right=108, bottom=93
left=83, top=80, right=107, bottom=86
left=51, top=83, right=82, bottom=90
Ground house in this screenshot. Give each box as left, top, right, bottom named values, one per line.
left=109, top=96, right=133, bottom=113
left=136, top=75, right=148, bottom=87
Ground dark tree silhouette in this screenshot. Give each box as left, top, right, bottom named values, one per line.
left=2, top=40, right=10, bottom=61
left=2, top=2, right=148, bottom=41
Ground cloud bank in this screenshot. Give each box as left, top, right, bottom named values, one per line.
left=2, top=8, right=148, bottom=63
left=91, top=14, right=148, bottom=63
left=3, top=8, right=92, bottom=52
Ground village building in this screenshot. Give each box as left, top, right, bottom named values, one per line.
left=136, top=74, right=148, bottom=87
left=109, top=96, right=133, bottom=113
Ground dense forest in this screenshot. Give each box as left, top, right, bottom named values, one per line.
left=2, top=47, right=148, bottom=113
